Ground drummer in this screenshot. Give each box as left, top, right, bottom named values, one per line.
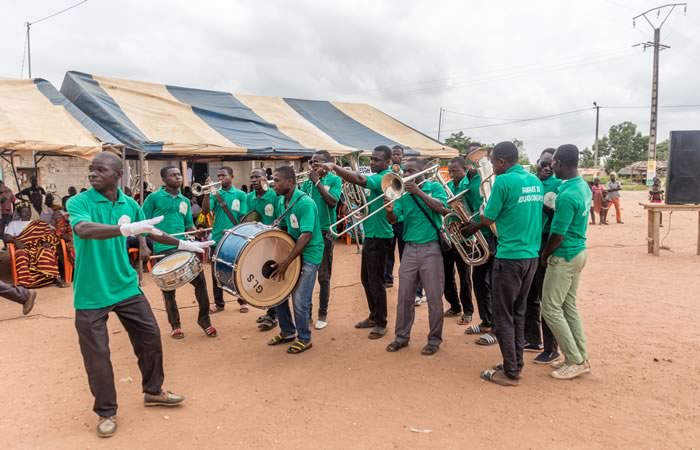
left=268, top=166, right=324, bottom=354
left=201, top=166, right=249, bottom=313
left=142, top=166, right=217, bottom=339
left=246, top=168, right=280, bottom=331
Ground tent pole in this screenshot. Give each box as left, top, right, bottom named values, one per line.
left=5, top=151, right=22, bottom=191
left=121, top=145, right=127, bottom=190
left=137, top=151, right=145, bottom=285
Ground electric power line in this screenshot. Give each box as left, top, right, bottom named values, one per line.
left=441, top=108, right=520, bottom=121
left=431, top=108, right=593, bottom=134
left=29, top=0, right=89, bottom=25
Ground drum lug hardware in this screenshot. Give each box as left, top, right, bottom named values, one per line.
left=213, top=257, right=234, bottom=268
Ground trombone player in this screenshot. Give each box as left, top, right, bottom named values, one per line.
left=323, top=145, right=394, bottom=340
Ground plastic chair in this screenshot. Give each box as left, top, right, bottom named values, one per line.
left=128, top=247, right=153, bottom=272
left=7, top=239, right=72, bottom=286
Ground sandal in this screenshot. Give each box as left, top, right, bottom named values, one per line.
left=287, top=340, right=312, bottom=354
left=465, top=324, right=492, bottom=335
left=386, top=341, right=409, bottom=352
left=170, top=328, right=184, bottom=339
left=203, top=325, right=218, bottom=338
left=457, top=314, right=473, bottom=325
left=267, top=333, right=296, bottom=346
left=475, top=333, right=498, bottom=346
left=209, top=305, right=224, bottom=314
left=239, top=304, right=249, bottom=313
left=257, top=317, right=278, bottom=331
left=355, top=318, right=376, bottom=329
left=256, top=314, right=268, bottom=323
left=443, top=309, right=460, bottom=317
left=421, top=344, right=439, bottom=356
left=480, top=368, right=519, bottom=386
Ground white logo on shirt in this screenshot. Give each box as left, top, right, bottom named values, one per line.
left=232, top=199, right=240, bottom=212
left=290, top=213, right=299, bottom=229
left=179, top=201, right=188, bottom=215
left=264, top=204, right=274, bottom=217
left=118, top=215, right=131, bottom=225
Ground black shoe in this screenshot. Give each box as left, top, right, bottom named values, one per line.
left=534, top=351, right=561, bottom=364
left=385, top=281, right=394, bottom=288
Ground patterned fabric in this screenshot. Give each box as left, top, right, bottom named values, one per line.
left=54, top=213, right=74, bottom=264
left=14, top=220, right=61, bottom=288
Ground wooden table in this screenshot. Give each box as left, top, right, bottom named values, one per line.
left=641, top=203, right=700, bottom=256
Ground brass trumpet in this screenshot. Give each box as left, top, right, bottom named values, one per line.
left=296, top=170, right=311, bottom=187
left=191, top=181, right=222, bottom=196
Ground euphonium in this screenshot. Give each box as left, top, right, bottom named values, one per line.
left=442, top=190, right=491, bottom=266
left=468, top=148, right=498, bottom=237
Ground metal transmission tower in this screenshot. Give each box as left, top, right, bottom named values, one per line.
left=632, top=3, right=687, bottom=186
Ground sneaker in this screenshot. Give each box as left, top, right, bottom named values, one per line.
left=22, top=290, right=37, bottom=315
left=97, top=416, right=117, bottom=438
left=315, top=319, right=328, bottom=330
left=551, top=359, right=567, bottom=369
left=524, top=342, right=543, bottom=352
left=414, top=295, right=422, bottom=306
left=144, top=390, right=185, bottom=406
left=533, top=351, right=561, bottom=364
left=551, top=363, right=591, bottom=380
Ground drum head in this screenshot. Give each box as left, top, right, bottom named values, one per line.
left=234, top=229, right=301, bottom=309
left=241, top=211, right=262, bottom=223
left=152, top=252, right=193, bottom=275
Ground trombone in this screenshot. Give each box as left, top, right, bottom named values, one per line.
left=330, top=160, right=441, bottom=238
left=296, top=170, right=311, bottom=187
left=191, top=181, right=222, bottom=196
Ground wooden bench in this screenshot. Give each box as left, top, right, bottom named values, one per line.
left=641, top=203, right=700, bottom=256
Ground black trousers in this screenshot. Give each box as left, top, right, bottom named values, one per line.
left=471, top=235, right=497, bottom=328
left=75, top=294, right=164, bottom=418
left=524, top=237, right=559, bottom=351
left=0, top=280, right=30, bottom=304
left=361, top=237, right=391, bottom=328
left=491, top=258, right=538, bottom=379
left=211, top=261, right=245, bottom=309
left=314, top=230, right=335, bottom=318
left=158, top=249, right=211, bottom=330
left=384, top=222, right=405, bottom=283
left=443, top=248, right=473, bottom=314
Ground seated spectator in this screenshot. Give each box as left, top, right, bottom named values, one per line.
left=0, top=179, right=15, bottom=247
left=3, top=205, right=67, bottom=288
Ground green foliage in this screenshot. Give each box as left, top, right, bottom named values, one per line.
left=579, top=147, right=595, bottom=168
left=444, top=132, right=473, bottom=153
left=602, top=121, right=648, bottom=172
left=656, top=139, right=669, bottom=161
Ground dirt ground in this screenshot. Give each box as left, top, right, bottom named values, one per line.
left=1, top=190, right=699, bottom=449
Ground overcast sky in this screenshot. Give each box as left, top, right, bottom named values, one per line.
left=2, top=0, right=699, bottom=160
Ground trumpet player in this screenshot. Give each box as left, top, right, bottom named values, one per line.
left=323, top=145, right=394, bottom=340
left=463, top=141, right=543, bottom=387
left=384, top=158, right=448, bottom=355
left=301, top=150, right=342, bottom=330
left=201, top=166, right=249, bottom=313
left=384, top=145, right=405, bottom=288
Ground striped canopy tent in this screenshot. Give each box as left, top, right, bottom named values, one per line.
left=60, top=71, right=457, bottom=160
left=0, top=78, right=118, bottom=159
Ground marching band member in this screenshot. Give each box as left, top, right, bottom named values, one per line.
left=324, top=145, right=394, bottom=340
left=385, top=158, right=448, bottom=355
left=142, top=166, right=217, bottom=339
left=443, top=157, right=474, bottom=324
left=541, top=144, right=592, bottom=380
left=267, top=166, right=324, bottom=354
left=463, top=141, right=543, bottom=386
left=301, top=150, right=342, bottom=330
left=202, top=166, right=249, bottom=313
left=384, top=145, right=404, bottom=288
left=247, top=168, right=281, bottom=331
left=67, top=152, right=212, bottom=437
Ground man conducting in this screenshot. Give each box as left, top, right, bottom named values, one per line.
left=463, top=141, right=543, bottom=386
left=385, top=158, right=448, bottom=355
left=67, top=152, right=213, bottom=437
left=301, top=150, right=341, bottom=330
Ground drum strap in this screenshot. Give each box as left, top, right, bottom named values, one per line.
left=213, top=191, right=238, bottom=226
left=271, top=193, right=307, bottom=228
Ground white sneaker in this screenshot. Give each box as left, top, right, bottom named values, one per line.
left=414, top=296, right=422, bottom=306
left=551, top=363, right=590, bottom=380
left=315, top=319, right=328, bottom=330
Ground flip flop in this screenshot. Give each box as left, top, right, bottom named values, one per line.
left=287, top=340, right=312, bottom=354
left=267, top=333, right=296, bottom=346
left=475, top=333, right=498, bottom=346
left=170, top=328, right=184, bottom=339
left=209, top=305, right=224, bottom=314
left=480, top=368, right=519, bottom=386
left=239, top=304, right=249, bottom=313
left=465, top=324, right=491, bottom=335
left=203, top=325, right=218, bottom=338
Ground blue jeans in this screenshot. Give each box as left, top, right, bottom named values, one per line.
left=275, top=261, right=319, bottom=343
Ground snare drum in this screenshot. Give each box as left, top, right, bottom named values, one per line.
left=213, top=222, right=301, bottom=309
left=151, top=252, right=203, bottom=291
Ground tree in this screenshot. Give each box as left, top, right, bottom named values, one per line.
left=602, top=121, right=648, bottom=172
left=656, top=139, right=669, bottom=161
left=513, top=138, right=530, bottom=166
left=579, top=147, right=595, bottom=168
left=444, top=132, right=473, bottom=154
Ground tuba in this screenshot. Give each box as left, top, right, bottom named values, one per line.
left=340, top=151, right=369, bottom=220
left=469, top=148, right=498, bottom=237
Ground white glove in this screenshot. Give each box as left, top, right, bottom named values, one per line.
left=544, top=192, right=558, bottom=210
left=120, top=216, right=164, bottom=237
left=178, top=240, right=216, bottom=254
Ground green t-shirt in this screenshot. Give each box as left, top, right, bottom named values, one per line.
left=276, top=189, right=324, bottom=265
left=142, top=187, right=193, bottom=253
left=446, top=176, right=467, bottom=196
left=67, top=188, right=144, bottom=310
left=362, top=169, right=394, bottom=239
left=483, top=165, right=543, bottom=259
left=463, top=172, right=491, bottom=238
left=246, top=188, right=278, bottom=226
left=540, top=175, right=562, bottom=236
left=300, top=172, right=342, bottom=231
left=393, top=181, right=448, bottom=244
left=209, top=186, right=248, bottom=244
left=550, top=176, right=592, bottom=261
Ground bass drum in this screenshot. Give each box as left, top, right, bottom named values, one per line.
left=212, top=222, right=301, bottom=309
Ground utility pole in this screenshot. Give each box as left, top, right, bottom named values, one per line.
left=26, top=23, right=32, bottom=78
left=633, top=3, right=687, bottom=186
left=437, top=107, right=444, bottom=143
left=593, top=101, right=600, bottom=170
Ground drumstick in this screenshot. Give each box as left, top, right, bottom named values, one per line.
left=171, top=228, right=212, bottom=237
left=149, top=254, right=167, bottom=260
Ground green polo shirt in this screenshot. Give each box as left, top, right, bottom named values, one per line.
left=67, top=188, right=144, bottom=310
left=300, top=172, right=342, bottom=231
left=363, top=169, right=394, bottom=239
left=142, top=187, right=193, bottom=253
left=483, top=165, right=543, bottom=259
left=246, top=188, right=278, bottom=226
left=446, top=176, right=467, bottom=196
left=550, top=176, right=591, bottom=261
left=276, top=189, right=324, bottom=264
left=393, top=181, right=448, bottom=244
left=540, top=175, right=562, bottom=236
left=210, top=186, right=248, bottom=244
left=463, top=172, right=492, bottom=238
